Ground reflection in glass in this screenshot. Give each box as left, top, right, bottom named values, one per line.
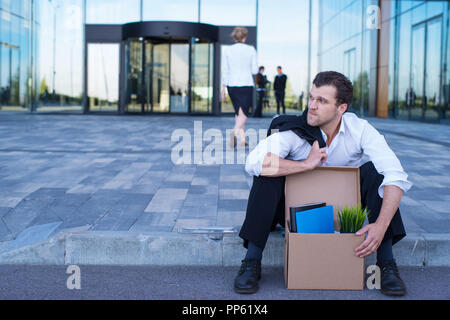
left=191, top=41, right=213, bottom=113
left=424, top=18, right=442, bottom=120
left=258, top=0, right=309, bottom=115
left=144, top=41, right=152, bottom=113
left=446, top=9, right=450, bottom=124
left=0, top=0, right=31, bottom=112
left=343, top=48, right=356, bottom=83
left=410, top=24, right=425, bottom=120
left=395, top=9, right=412, bottom=119
left=389, top=1, right=448, bottom=123
left=126, top=39, right=143, bottom=112
left=0, top=44, right=20, bottom=110
left=36, top=0, right=83, bottom=112
left=151, top=43, right=170, bottom=112
left=87, top=44, right=119, bottom=112
left=170, top=44, right=189, bottom=113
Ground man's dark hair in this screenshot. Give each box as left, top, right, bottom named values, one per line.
left=259, top=66, right=265, bottom=70
left=313, top=71, right=353, bottom=108
left=277, top=66, right=282, bottom=69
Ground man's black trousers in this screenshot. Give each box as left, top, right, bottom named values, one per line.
left=239, top=161, right=406, bottom=250
left=275, top=90, right=285, bottom=114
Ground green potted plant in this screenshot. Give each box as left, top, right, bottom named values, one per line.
left=337, top=204, right=370, bottom=233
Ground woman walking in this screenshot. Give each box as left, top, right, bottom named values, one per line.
left=221, top=27, right=258, bottom=147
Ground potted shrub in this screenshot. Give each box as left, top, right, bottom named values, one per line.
left=337, top=204, right=370, bottom=233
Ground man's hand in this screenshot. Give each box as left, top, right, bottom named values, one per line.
left=305, top=140, right=327, bottom=170
left=354, top=185, right=403, bottom=258
left=355, top=223, right=388, bottom=258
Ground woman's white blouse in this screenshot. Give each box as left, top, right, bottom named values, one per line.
left=221, top=43, right=258, bottom=87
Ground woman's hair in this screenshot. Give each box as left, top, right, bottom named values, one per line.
left=231, top=27, right=248, bottom=42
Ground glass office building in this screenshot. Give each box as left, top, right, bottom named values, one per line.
left=315, top=0, right=449, bottom=123
left=0, top=0, right=35, bottom=112
left=0, top=0, right=83, bottom=112
left=0, top=0, right=449, bottom=123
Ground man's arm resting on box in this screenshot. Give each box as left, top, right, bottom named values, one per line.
left=260, top=140, right=327, bottom=177
left=354, top=120, right=411, bottom=258
left=355, top=185, right=403, bottom=258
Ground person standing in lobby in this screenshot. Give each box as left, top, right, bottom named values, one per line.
left=273, top=66, right=287, bottom=115
left=253, top=66, right=268, bottom=118
left=221, top=27, right=258, bottom=147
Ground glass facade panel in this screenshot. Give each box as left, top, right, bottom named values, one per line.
left=445, top=4, right=450, bottom=124
left=144, top=40, right=152, bottom=112
left=143, top=0, right=198, bottom=22
left=87, top=43, right=119, bottom=112
left=0, top=0, right=32, bottom=112
left=126, top=39, right=143, bottom=112
left=388, top=1, right=448, bottom=122
left=86, top=0, right=140, bottom=24
left=257, top=0, right=310, bottom=115
left=316, top=0, right=372, bottom=116
left=170, top=44, right=189, bottom=113
left=394, top=8, right=412, bottom=120
left=424, top=17, right=442, bottom=121
left=399, top=1, right=422, bottom=14
left=201, top=0, right=256, bottom=26
left=410, top=24, right=425, bottom=120
left=151, top=43, right=170, bottom=113
left=35, top=0, right=83, bottom=113
left=191, top=40, right=213, bottom=113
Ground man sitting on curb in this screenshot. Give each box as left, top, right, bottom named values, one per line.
left=234, top=71, right=412, bottom=297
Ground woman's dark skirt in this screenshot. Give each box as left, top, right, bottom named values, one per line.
left=227, top=86, right=253, bottom=117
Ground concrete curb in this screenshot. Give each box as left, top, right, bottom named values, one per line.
left=0, top=231, right=449, bottom=267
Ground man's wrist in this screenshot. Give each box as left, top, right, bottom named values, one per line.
left=302, top=159, right=314, bottom=172
left=375, top=217, right=390, bottom=231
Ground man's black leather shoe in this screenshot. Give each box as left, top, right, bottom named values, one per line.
left=377, top=259, right=406, bottom=296
left=234, top=259, right=261, bottom=294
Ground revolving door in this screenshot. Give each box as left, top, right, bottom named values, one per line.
left=125, top=37, right=214, bottom=114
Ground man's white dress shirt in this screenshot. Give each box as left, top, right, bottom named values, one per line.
left=245, top=112, right=412, bottom=198
left=221, top=43, right=258, bottom=87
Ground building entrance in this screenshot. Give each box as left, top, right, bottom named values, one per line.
left=125, top=37, right=213, bottom=114
left=84, top=21, right=256, bottom=115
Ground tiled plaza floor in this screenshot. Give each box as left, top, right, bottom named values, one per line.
left=0, top=112, right=449, bottom=243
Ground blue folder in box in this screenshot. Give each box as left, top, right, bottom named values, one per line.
left=296, top=205, right=335, bottom=233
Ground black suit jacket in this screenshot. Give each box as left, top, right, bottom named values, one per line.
left=273, top=74, right=287, bottom=92
left=267, top=108, right=326, bottom=148
left=256, top=72, right=268, bottom=89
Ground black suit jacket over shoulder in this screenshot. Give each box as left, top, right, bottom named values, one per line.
left=266, top=109, right=326, bottom=148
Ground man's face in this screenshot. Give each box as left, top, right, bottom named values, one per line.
left=277, top=68, right=282, bottom=74
left=307, top=84, right=346, bottom=127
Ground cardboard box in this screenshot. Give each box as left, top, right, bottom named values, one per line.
left=284, top=166, right=365, bottom=290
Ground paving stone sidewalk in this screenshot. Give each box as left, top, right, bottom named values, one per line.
left=0, top=112, right=449, bottom=259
